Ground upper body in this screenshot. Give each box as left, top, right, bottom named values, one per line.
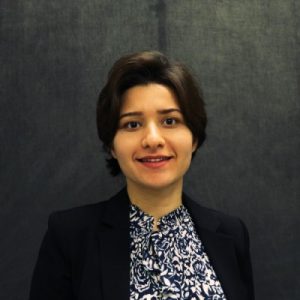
left=29, top=188, right=254, bottom=300
left=29, top=51, right=255, bottom=299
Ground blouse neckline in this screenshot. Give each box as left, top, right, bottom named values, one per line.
left=129, top=203, right=189, bottom=238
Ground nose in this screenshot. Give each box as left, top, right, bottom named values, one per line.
left=141, top=123, right=165, bottom=149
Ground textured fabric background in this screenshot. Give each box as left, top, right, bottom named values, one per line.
left=1, top=1, right=299, bottom=299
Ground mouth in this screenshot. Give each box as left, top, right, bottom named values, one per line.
left=136, top=156, right=173, bottom=168
left=136, top=156, right=172, bottom=162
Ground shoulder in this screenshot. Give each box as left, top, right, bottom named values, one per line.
left=47, top=188, right=127, bottom=234
left=183, top=193, right=250, bottom=249
left=48, top=201, right=106, bottom=231
left=198, top=204, right=248, bottom=235
left=202, top=205, right=250, bottom=252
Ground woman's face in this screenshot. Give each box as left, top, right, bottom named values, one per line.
left=111, top=83, right=197, bottom=192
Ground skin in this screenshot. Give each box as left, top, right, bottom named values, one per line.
left=111, top=83, right=197, bottom=231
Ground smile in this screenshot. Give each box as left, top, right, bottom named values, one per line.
left=137, top=156, right=172, bottom=162
left=136, top=156, right=173, bottom=169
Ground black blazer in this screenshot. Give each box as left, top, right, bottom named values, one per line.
left=29, top=188, right=255, bottom=300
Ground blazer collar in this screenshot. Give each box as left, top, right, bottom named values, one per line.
left=183, top=192, right=247, bottom=300
left=101, top=188, right=130, bottom=228
left=100, top=189, right=221, bottom=232
left=182, top=192, right=221, bottom=232
left=97, top=188, right=245, bottom=300
left=97, top=188, right=130, bottom=300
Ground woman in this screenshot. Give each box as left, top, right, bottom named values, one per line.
left=29, top=51, right=255, bottom=300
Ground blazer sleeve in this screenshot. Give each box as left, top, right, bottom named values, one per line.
left=29, top=212, right=73, bottom=300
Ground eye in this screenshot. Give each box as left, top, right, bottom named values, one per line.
left=124, top=121, right=141, bottom=129
left=163, top=118, right=177, bottom=126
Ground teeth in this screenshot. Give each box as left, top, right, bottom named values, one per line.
left=140, top=157, right=169, bottom=162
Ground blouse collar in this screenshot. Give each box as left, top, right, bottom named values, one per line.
left=129, top=202, right=191, bottom=238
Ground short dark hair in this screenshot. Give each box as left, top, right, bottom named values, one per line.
left=97, top=51, right=207, bottom=176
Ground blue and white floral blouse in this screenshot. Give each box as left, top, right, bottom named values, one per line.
left=129, top=203, right=227, bottom=300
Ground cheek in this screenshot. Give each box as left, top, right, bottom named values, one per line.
left=172, top=131, right=194, bottom=152
left=111, top=134, right=136, bottom=160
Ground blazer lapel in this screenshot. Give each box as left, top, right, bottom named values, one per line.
left=183, top=194, right=246, bottom=300
left=96, top=189, right=245, bottom=300
left=97, top=189, right=130, bottom=300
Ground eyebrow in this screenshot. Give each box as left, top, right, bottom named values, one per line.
left=119, top=108, right=182, bottom=120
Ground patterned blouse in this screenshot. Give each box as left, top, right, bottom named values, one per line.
left=129, top=203, right=227, bottom=300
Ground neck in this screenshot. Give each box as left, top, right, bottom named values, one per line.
left=126, top=180, right=183, bottom=222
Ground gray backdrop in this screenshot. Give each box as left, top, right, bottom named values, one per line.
left=1, top=0, right=299, bottom=299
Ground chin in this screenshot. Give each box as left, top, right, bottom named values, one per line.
left=138, top=177, right=181, bottom=191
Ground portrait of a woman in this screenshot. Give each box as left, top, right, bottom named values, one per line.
left=29, top=51, right=255, bottom=300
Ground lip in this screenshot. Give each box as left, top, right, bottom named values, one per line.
left=136, top=155, right=173, bottom=169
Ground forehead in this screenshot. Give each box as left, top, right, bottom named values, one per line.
left=120, top=83, right=179, bottom=112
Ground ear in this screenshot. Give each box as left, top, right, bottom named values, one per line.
left=111, top=148, right=117, bottom=159
left=192, top=138, right=198, bottom=153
